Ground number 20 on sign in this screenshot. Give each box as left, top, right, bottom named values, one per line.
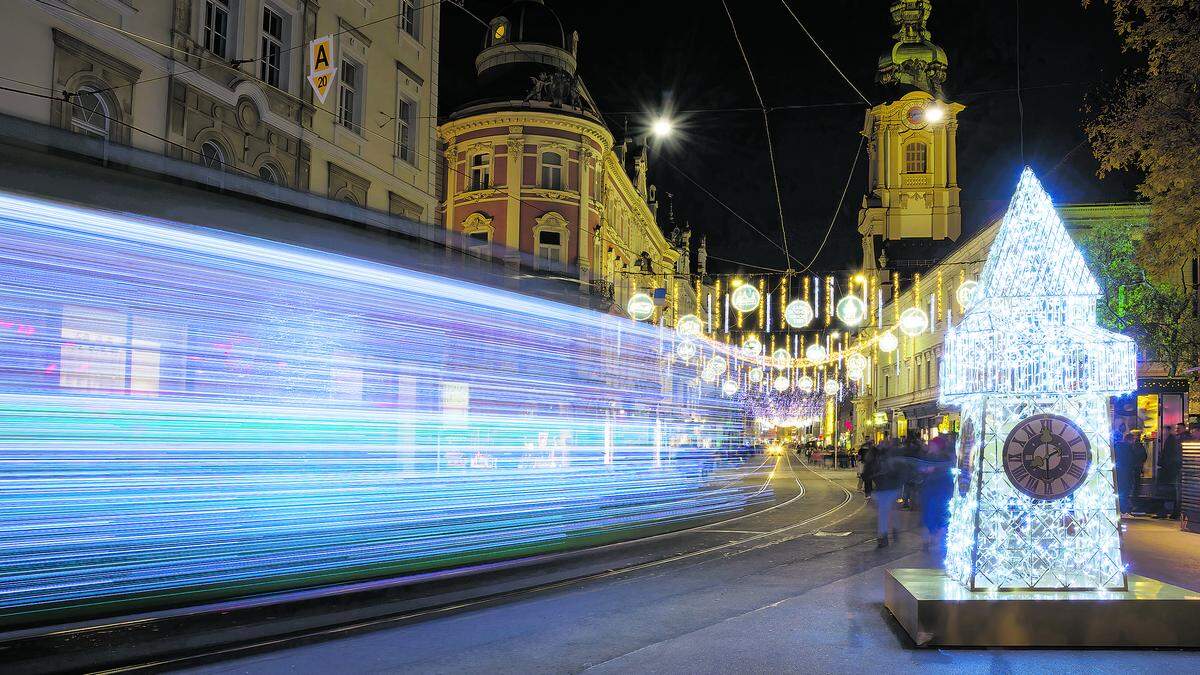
left=308, top=36, right=337, bottom=104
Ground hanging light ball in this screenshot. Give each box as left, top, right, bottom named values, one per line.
left=805, top=342, right=828, bottom=362
left=899, top=307, right=929, bottom=336
left=707, top=355, right=728, bottom=376
left=772, top=375, right=790, bottom=392
left=878, top=331, right=898, bottom=353
left=730, top=283, right=762, bottom=312
left=798, top=375, right=815, bottom=392
left=783, top=299, right=814, bottom=328
left=847, top=368, right=865, bottom=381
left=675, top=340, right=697, bottom=361
left=824, top=379, right=841, bottom=395
left=772, top=348, right=791, bottom=369
left=956, top=279, right=979, bottom=309
left=626, top=292, right=654, bottom=321
left=748, top=367, right=764, bottom=384
left=676, top=314, right=703, bottom=338
left=846, top=352, right=869, bottom=372
left=701, top=366, right=720, bottom=384
left=741, top=337, right=763, bottom=357
left=722, top=379, right=740, bottom=396
left=835, top=295, right=867, bottom=327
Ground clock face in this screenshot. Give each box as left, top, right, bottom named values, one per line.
left=956, top=417, right=975, bottom=496
left=1002, top=414, right=1091, bottom=500
left=906, top=106, right=925, bottom=127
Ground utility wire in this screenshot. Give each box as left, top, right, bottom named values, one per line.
left=720, top=0, right=791, bottom=273
left=796, top=135, right=865, bottom=274
left=777, top=0, right=872, bottom=107
left=1016, top=0, right=1025, bottom=164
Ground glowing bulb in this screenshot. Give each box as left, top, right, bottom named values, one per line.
left=805, top=343, right=827, bottom=361
left=846, top=352, right=869, bottom=372
left=722, top=379, right=739, bottom=396
left=707, top=355, right=728, bottom=376
left=675, top=340, right=696, bottom=361
left=824, top=379, right=841, bottom=395
left=878, top=331, right=898, bottom=353
left=676, top=314, right=703, bottom=338
left=899, top=307, right=929, bottom=336
left=923, top=104, right=945, bottom=123
left=626, top=292, right=654, bottom=321
left=748, top=367, right=764, bottom=384
left=730, top=284, right=761, bottom=312
left=798, top=375, right=814, bottom=392
left=783, top=299, right=814, bottom=328
left=772, top=348, right=791, bottom=369
left=835, top=295, right=867, bottom=326
left=652, top=117, right=673, bottom=138
left=772, top=375, right=789, bottom=392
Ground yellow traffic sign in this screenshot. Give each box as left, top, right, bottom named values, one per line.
left=308, top=36, right=337, bottom=104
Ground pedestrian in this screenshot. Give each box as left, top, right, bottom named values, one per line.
left=899, top=431, right=924, bottom=510
left=1114, top=432, right=1136, bottom=514
left=1157, top=423, right=1186, bottom=519
left=918, top=435, right=954, bottom=552
left=873, top=440, right=910, bottom=548
left=858, top=438, right=877, bottom=496
left=1129, top=432, right=1147, bottom=512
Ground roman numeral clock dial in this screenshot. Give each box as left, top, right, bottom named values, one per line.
left=1002, top=414, right=1091, bottom=500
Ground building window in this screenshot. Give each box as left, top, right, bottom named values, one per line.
left=260, top=4, right=285, bottom=88
left=400, top=0, right=419, bottom=40
left=469, top=153, right=490, bottom=191
left=904, top=142, right=927, bottom=173
left=540, top=151, right=562, bottom=190
left=200, top=140, right=225, bottom=170
left=258, top=164, right=281, bottom=184
left=396, top=95, right=416, bottom=163
left=70, top=87, right=111, bottom=139
left=338, top=59, right=363, bottom=134
left=203, top=0, right=232, bottom=59
left=537, top=229, right=562, bottom=264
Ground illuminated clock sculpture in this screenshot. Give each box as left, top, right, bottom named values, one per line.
left=940, top=168, right=1136, bottom=591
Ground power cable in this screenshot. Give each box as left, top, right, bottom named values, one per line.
left=777, top=1, right=872, bottom=107
left=796, top=135, right=865, bottom=274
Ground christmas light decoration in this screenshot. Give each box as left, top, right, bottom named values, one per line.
left=941, top=168, right=1136, bottom=591
left=627, top=292, right=654, bottom=321
left=772, top=375, right=790, bottom=392
left=835, top=295, right=867, bottom=326
left=798, top=375, right=815, bottom=393
left=675, top=340, right=697, bottom=361
left=955, top=279, right=979, bottom=309
left=722, top=379, right=739, bottom=396
left=741, top=337, right=763, bottom=357
left=676, top=314, right=703, bottom=338
left=846, top=352, right=869, bottom=373
left=823, top=379, right=841, bottom=396
left=899, top=306, right=929, bottom=336
left=846, top=368, right=864, bottom=381
left=0, top=193, right=762, bottom=622
left=878, top=331, right=898, bottom=353
left=772, top=348, right=791, bottom=369
left=783, top=299, right=814, bottom=328
left=730, top=283, right=761, bottom=313
left=748, top=367, right=764, bottom=384
left=706, top=355, right=728, bottom=376
left=805, top=343, right=827, bottom=361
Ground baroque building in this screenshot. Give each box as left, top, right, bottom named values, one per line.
left=438, top=0, right=697, bottom=322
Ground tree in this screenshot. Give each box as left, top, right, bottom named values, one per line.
left=1083, top=0, right=1200, bottom=275
left=1078, top=218, right=1199, bottom=378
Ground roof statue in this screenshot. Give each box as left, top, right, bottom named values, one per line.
left=876, top=0, right=949, bottom=99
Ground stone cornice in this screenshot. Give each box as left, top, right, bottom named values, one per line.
left=439, top=110, right=612, bottom=151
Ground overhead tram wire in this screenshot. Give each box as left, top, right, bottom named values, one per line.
left=796, top=136, right=864, bottom=274
left=720, top=0, right=792, bottom=273
left=777, top=0, right=872, bottom=107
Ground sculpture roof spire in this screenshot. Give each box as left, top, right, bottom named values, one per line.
left=876, top=0, right=949, bottom=99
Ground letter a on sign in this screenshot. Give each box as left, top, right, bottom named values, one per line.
left=308, top=36, right=337, bottom=104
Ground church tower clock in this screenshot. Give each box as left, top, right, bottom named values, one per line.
left=859, top=0, right=963, bottom=281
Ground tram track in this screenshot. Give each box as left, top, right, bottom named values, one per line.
left=98, top=453, right=857, bottom=674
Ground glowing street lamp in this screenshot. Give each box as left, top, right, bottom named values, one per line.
left=651, top=117, right=673, bottom=138
left=923, top=104, right=945, bottom=124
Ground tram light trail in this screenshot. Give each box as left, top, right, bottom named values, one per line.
left=0, top=193, right=760, bottom=626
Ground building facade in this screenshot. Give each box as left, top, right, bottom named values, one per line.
left=1, top=0, right=440, bottom=221
left=438, top=0, right=696, bottom=322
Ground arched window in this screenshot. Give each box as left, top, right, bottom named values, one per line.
left=540, top=151, right=562, bottom=190
left=200, top=140, right=226, bottom=171
left=469, top=153, right=491, bottom=191
left=904, top=142, right=927, bottom=174
left=258, top=164, right=282, bottom=185
left=70, top=87, right=111, bottom=140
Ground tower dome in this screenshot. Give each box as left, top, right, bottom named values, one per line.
left=876, top=0, right=949, bottom=99
left=477, top=0, right=577, bottom=80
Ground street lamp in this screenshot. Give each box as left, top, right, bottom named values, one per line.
left=651, top=117, right=673, bottom=138
left=923, top=104, right=945, bottom=124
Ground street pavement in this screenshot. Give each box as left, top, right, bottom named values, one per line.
left=179, top=456, right=1200, bottom=674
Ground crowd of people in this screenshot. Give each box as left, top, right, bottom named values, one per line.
left=856, top=431, right=956, bottom=549
left=1117, top=422, right=1196, bottom=519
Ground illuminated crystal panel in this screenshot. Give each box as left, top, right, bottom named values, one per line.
left=940, top=169, right=1135, bottom=591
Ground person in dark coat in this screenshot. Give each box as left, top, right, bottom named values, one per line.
left=1158, top=424, right=1186, bottom=519
left=873, top=437, right=910, bottom=547
left=1114, top=432, right=1137, bottom=514
left=918, top=435, right=955, bottom=551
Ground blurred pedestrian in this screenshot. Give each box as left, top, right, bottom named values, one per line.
left=858, top=438, right=877, bottom=496
left=873, top=440, right=910, bottom=548
left=1114, top=432, right=1136, bottom=514
left=1157, top=423, right=1187, bottom=519
left=918, top=435, right=954, bottom=551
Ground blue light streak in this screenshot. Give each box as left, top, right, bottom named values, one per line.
left=0, top=193, right=760, bottom=624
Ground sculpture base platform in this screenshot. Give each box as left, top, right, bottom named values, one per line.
left=884, top=568, right=1200, bottom=647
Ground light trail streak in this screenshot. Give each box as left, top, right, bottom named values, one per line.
left=0, top=193, right=762, bottom=626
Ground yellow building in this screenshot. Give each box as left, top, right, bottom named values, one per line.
left=438, top=0, right=697, bottom=323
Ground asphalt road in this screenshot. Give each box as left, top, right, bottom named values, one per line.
left=167, top=455, right=1198, bottom=674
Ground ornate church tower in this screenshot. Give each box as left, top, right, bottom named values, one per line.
left=859, top=0, right=963, bottom=280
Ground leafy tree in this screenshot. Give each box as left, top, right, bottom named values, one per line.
left=1078, top=218, right=1199, bottom=378
left=1083, top=0, right=1200, bottom=275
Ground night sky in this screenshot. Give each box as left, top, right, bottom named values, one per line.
left=439, top=1, right=1141, bottom=275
